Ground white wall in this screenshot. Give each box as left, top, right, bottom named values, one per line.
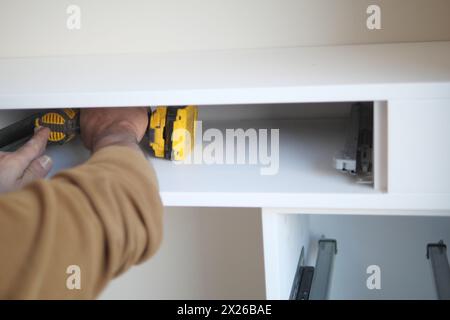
left=101, top=207, right=265, bottom=299
left=1, top=0, right=450, bottom=58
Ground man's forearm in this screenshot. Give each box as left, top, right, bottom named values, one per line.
left=0, top=146, right=163, bottom=299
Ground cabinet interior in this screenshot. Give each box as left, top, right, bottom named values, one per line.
left=153, top=102, right=384, bottom=194
left=264, top=212, right=450, bottom=300
left=0, top=102, right=386, bottom=196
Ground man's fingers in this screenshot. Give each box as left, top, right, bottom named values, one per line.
left=14, top=127, right=51, bottom=171
left=20, top=155, right=53, bottom=186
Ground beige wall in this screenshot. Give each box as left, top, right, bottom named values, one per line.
left=1, top=0, right=450, bottom=58
left=100, top=207, right=265, bottom=299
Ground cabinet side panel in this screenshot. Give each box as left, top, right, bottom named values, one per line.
left=373, top=101, right=388, bottom=192
left=262, top=209, right=310, bottom=300
left=388, top=99, right=450, bottom=194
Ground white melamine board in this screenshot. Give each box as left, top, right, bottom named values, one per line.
left=262, top=210, right=310, bottom=300
left=153, top=119, right=372, bottom=194
left=388, top=99, right=450, bottom=194
left=373, top=101, right=388, bottom=192
left=1, top=42, right=450, bottom=108
left=152, top=117, right=450, bottom=212
left=41, top=118, right=376, bottom=204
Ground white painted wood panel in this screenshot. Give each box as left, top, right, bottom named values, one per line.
left=262, top=209, right=310, bottom=300
left=1, top=42, right=450, bottom=109
left=373, top=101, right=388, bottom=192
left=388, top=99, right=450, bottom=194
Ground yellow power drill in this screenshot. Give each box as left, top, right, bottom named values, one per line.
left=148, top=105, right=198, bottom=161
left=0, top=108, right=80, bottom=151
left=34, top=108, right=80, bottom=145
left=0, top=106, right=198, bottom=161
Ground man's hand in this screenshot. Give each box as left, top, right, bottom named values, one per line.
left=0, top=107, right=148, bottom=193
left=0, top=127, right=53, bottom=193
left=81, top=107, right=148, bottom=152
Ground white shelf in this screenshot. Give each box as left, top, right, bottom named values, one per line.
left=2, top=108, right=450, bottom=212
left=153, top=119, right=370, bottom=194
left=1, top=42, right=450, bottom=108
left=46, top=121, right=450, bottom=212
left=41, top=117, right=374, bottom=208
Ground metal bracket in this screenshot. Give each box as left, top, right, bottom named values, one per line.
left=290, top=239, right=338, bottom=300
left=427, top=240, right=450, bottom=300
left=290, top=247, right=316, bottom=300
left=309, top=239, right=338, bottom=300
left=334, top=103, right=373, bottom=184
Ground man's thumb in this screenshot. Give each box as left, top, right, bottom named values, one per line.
left=20, top=155, right=53, bottom=186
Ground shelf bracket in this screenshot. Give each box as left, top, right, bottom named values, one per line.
left=309, top=239, right=338, bottom=300
left=427, top=240, right=450, bottom=300
left=290, top=247, right=315, bottom=300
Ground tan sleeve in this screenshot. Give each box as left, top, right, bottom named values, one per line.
left=0, top=146, right=163, bottom=299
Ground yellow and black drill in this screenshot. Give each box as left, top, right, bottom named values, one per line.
left=0, top=106, right=198, bottom=161
left=34, top=108, right=80, bottom=145
left=148, top=105, right=198, bottom=161
left=0, top=108, right=80, bottom=152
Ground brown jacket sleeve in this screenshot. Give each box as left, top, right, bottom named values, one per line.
left=0, top=146, right=163, bottom=299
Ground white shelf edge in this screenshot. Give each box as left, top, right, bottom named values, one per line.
left=1, top=83, right=450, bottom=109
left=1, top=41, right=450, bottom=108
left=161, top=192, right=450, bottom=215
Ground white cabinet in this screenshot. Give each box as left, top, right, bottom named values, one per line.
left=2, top=99, right=449, bottom=213
left=1, top=40, right=450, bottom=299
